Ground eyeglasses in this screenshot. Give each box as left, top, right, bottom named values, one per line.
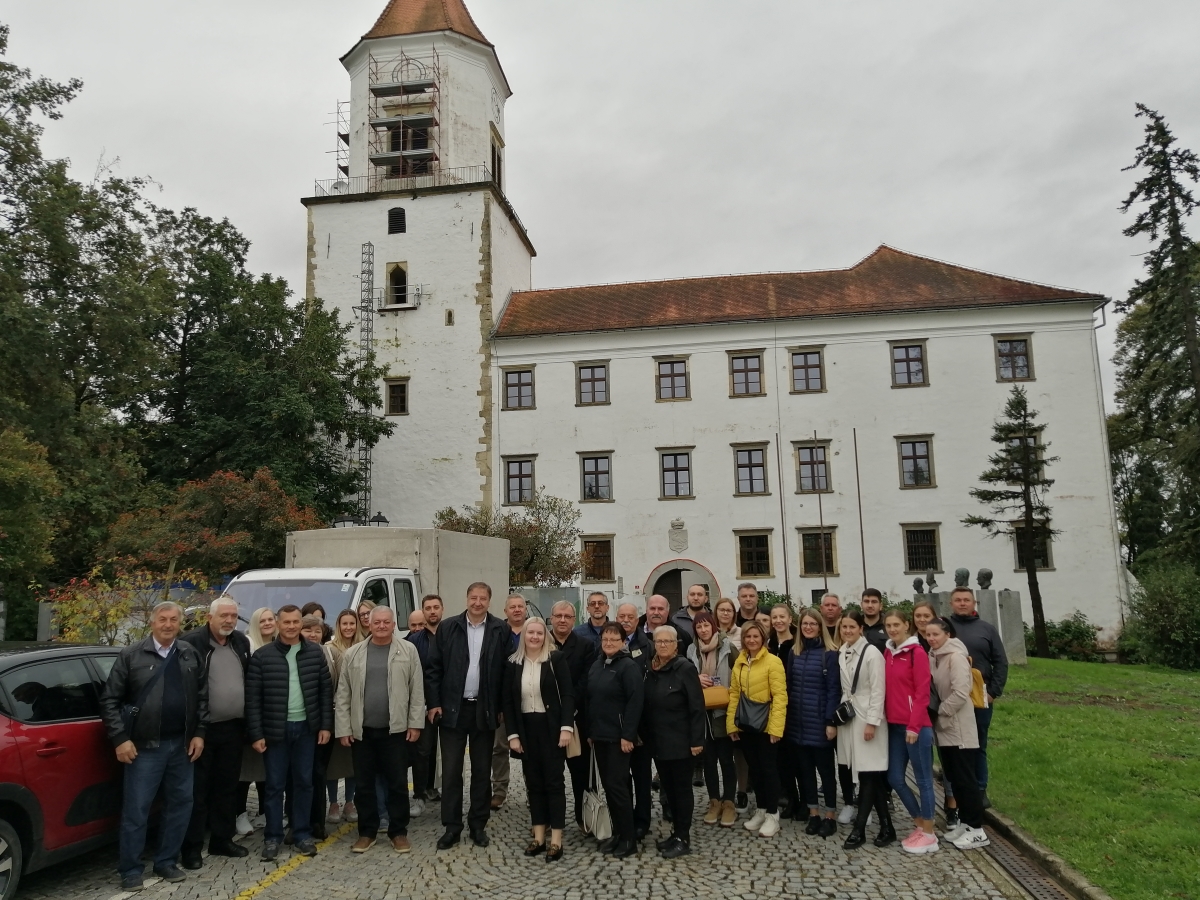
left=653, top=639, right=677, bottom=645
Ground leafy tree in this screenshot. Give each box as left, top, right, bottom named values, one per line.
left=105, top=468, right=323, bottom=579
left=434, top=491, right=583, bottom=587
left=962, top=386, right=1059, bottom=657
left=1107, top=412, right=1168, bottom=568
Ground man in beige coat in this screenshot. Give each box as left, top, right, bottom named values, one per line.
left=335, top=606, right=424, bottom=854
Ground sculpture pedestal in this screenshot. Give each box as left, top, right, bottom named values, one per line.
left=976, top=589, right=1000, bottom=629
left=997, top=589, right=1028, bottom=665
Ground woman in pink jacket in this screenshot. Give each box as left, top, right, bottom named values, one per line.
left=883, top=609, right=937, bottom=854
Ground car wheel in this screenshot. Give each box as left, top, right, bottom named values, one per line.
left=0, top=819, right=23, bottom=900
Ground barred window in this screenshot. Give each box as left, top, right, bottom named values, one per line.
left=799, top=529, right=837, bottom=576
left=903, top=526, right=940, bottom=573
left=737, top=534, right=772, bottom=577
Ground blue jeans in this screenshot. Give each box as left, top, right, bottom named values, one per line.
left=887, top=724, right=935, bottom=821
left=118, top=736, right=194, bottom=878
left=974, top=706, right=993, bottom=790
left=328, top=777, right=356, bottom=804
left=264, top=722, right=317, bottom=843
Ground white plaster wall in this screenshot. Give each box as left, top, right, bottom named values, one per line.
left=490, top=302, right=1126, bottom=632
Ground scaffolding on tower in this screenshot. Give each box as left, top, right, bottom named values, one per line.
left=329, top=100, right=350, bottom=178
left=355, top=241, right=376, bottom=521
left=366, top=47, right=441, bottom=192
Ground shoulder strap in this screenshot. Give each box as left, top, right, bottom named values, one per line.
left=850, top=645, right=867, bottom=694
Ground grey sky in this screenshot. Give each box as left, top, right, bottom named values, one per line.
left=8, top=1, right=1200, bottom=401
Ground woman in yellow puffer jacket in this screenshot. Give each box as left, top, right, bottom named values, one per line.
left=726, top=621, right=788, bottom=838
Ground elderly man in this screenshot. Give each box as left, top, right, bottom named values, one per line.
left=549, top=600, right=596, bottom=827
left=336, top=606, right=425, bottom=854
left=180, top=598, right=251, bottom=868
left=616, top=603, right=651, bottom=664
left=640, top=594, right=692, bottom=654
left=426, top=582, right=509, bottom=849
left=573, top=591, right=610, bottom=647
left=949, top=586, right=1009, bottom=807
left=101, top=601, right=208, bottom=891
left=491, top=594, right=528, bottom=810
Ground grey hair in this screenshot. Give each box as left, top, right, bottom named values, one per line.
left=821, top=592, right=841, bottom=604
left=209, top=596, right=238, bottom=615
left=653, top=625, right=679, bottom=643
left=368, top=605, right=395, bottom=622
left=551, top=600, right=576, bottom=616
left=152, top=600, right=185, bottom=619
left=737, top=582, right=758, bottom=593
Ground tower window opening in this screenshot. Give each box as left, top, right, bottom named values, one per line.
left=388, top=265, right=408, bottom=306
left=387, top=207, right=406, bottom=234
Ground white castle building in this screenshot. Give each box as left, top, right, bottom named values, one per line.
left=302, top=0, right=1127, bottom=630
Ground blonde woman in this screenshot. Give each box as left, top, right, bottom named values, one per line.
left=247, top=607, right=277, bottom=652
left=713, top=597, right=742, bottom=650
left=324, top=609, right=360, bottom=824
left=727, top=621, right=787, bottom=838
left=356, top=599, right=376, bottom=634
left=331, top=609, right=362, bottom=653
left=502, top=618, right=574, bottom=862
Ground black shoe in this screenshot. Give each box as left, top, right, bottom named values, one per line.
left=945, top=807, right=961, bottom=829
left=873, top=820, right=897, bottom=847
left=208, top=840, right=250, bottom=858
left=819, top=817, right=838, bottom=839
left=283, top=828, right=294, bottom=846
left=655, top=833, right=677, bottom=851
left=792, top=806, right=809, bottom=821
left=524, top=840, right=546, bottom=856
left=660, top=836, right=690, bottom=859
left=311, top=825, right=327, bottom=841
left=634, top=826, right=648, bottom=842
left=436, top=829, right=461, bottom=850
left=153, top=865, right=187, bottom=883
left=611, top=839, right=637, bottom=859
left=804, top=815, right=822, bottom=835
left=120, top=874, right=144, bottom=891
left=597, top=836, right=618, bottom=854
left=295, top=839, right=318, bottom=857
left=778, top=799, right=792, bottom=819
left=545, top=843, right=563, bottom=862
left=843, top=828, right=866, bottom=850
left=261, top=840, right=280, bottom=861
left=735, top=791, right=749, bottom=812
left=981, top=792, right=992, bottom=810
left=470, top=829, right=490, bottom=847
left=180, top=850, right=203, bottom=870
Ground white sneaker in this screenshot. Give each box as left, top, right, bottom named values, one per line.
left=251, top=815, right=266, bottom=829
left=943, top=822, right=968, bottom=843
left=744, top=809, right=767, bottom=832
left=951, top=826, right=991, bottom=850
left=410, top=798, right=424, bottom=817
left=235, top=813, right=254, bottom=835
left=837, top=804, right=856, bottom=825
left=757, top=812, right=781, bottom=838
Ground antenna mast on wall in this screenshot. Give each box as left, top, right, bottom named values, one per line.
left=356, top=241, right=376, bottom=521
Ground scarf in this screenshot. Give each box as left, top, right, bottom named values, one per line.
left=696, top=632, right=721, bottom=677
left=651, top=651, right=677, bottom=671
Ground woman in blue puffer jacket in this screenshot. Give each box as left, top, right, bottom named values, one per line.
left=783, top=608, right=842, bottom=838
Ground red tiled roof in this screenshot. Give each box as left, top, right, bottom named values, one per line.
left=363, top=0, right=491, bottom=46
left=493, top=246, right=1103, bottom=338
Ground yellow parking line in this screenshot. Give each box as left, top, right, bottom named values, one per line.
left=233, top=822, right=355, bottom=900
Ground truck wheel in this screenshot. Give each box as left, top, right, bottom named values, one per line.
left=0, top=819, right=23, bottom=900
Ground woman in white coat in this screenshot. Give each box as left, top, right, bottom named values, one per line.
left=836, top=610, right=894, bottom=849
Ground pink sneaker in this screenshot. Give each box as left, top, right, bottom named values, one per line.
left=903, top=831, right=940, bottom=854
left=901, top=827, right=922, bottom=847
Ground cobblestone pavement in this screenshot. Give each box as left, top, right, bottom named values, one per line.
left=20, top=765, right=1025, bottom=900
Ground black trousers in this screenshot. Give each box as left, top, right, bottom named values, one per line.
left=565, top=730, right=590, bottom=825
left=310, top=739, right=334, bottom=835
left=593, top=740, right=635, bottom=843
left=778, top=740, right=800, bottom=813
left=793, top=742, right=837, bottom=811
left=629, top=742, right=653, bottom=831
left=839, top=763, right=857, bottom=806
left=183, top=718, right=243, bottom=851
left=656, top=757, right=695, bottom=842
left=520, top=713, right=567, bottom=830
left=939, top=745, right=984, bottom=828
left=738, top=731, right=781, bottom=814
left=703, top=734, right=736, bottom=801
left=853, top=770, right=890, bottom=832
left=352, top=727, right=412, bottom=838
left=439, top=706, right=493, bottom=833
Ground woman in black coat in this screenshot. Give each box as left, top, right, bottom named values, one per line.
left=643, top=625, right=706, bottom=859
left=503, top=618, right=575, bottom=862
left=586, top=622, right=644, bottom=859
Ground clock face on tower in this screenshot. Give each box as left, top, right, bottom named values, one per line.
left=491, top=88, right=502, bottom=122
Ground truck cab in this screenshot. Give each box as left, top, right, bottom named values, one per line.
left=221, top=567, right=420, bottom=627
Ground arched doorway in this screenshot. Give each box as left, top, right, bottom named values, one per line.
left=644, top=559, right=721, bottom=615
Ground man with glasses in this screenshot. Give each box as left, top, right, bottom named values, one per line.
left=573, top=592, right=610, bottom=647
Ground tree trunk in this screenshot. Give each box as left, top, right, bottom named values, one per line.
left=1023, top=483, right=1051, bottom=657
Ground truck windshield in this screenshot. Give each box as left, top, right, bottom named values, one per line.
left=224, top=580, right=357, bottom=617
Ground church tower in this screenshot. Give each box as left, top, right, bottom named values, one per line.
left=302, top=0, right=534, bottom=525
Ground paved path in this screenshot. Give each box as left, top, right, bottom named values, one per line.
left=20, top=767, right=1024, bottom=900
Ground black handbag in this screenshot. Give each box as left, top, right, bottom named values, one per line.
left=733, top=657, right=771, bottom=733
left=833, top=647, right=866, bottom=727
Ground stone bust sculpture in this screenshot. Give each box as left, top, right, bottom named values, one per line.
left=926, top=571, right=937, bottom=591
left=977, top=568, right=993, bottom=590
left=954, top=567, right=970, bottom=588
left=912, top=577, right=924, bottom=594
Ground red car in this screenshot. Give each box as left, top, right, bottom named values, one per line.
left=0, top=642, right=123, bottom=900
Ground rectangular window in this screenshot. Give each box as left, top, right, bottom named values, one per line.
left=903, top=525, right=941, bottom=573
left=1006, top=433, right=1043, bottom=482
left=503, top=369, right=534, bottom=409
left=385, top=379, right=409, bottom=416
left=730, top=354, right=764, bottom=396
left=799, top=528, right=837, bottom=576
left=734, top=447, right=768, bottom=495
left=791, top=349, right=825, bottom=393
left=737, top=533, right=772, bottom=578
left=582, top=537, right=614, bottom=582
left=505, top=458, right=534, bottom=504
left=1014, top=523, right=1053, bottom=570
left=897, top=437, right=935, bottom=488
left=581, top=455, right=612, bottom=501
left=795, top=442, right=830, bottom=492
left=891, top=342, right=927, bottom=387
left=661, top=451, right=692, bottom=498
left=577, top=363, right=609, bottom=405
left=996, top=336, right=1034, bottom=381
left=657, top=359, right=689, bottom=400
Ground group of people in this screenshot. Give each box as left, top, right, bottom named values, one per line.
left=97, top=577, right=1007, bottom=890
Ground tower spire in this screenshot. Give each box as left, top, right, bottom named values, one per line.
left=363, top=0, right=491, bottom=46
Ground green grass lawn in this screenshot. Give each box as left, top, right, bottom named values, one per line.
left=990, top=658, right=1200, bottom=900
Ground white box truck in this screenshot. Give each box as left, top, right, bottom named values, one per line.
left=220, top=527, right=510, bottom=624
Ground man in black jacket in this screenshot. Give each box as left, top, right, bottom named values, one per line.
left=246, top=604, right=332, bottom=860
left=425, top=582, right=509, bottom=849
left=949, top=587, right=1009, bottom=805
left=549, top=601, right=595, bottom=827
left=179, top=597, right=251, bottom=867
left=615, top=602, right=654, bottom=838
left=101, top=601, right=208, bottom=891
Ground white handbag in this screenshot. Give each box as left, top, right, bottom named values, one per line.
left=581, top=750, right=612, bottom=841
